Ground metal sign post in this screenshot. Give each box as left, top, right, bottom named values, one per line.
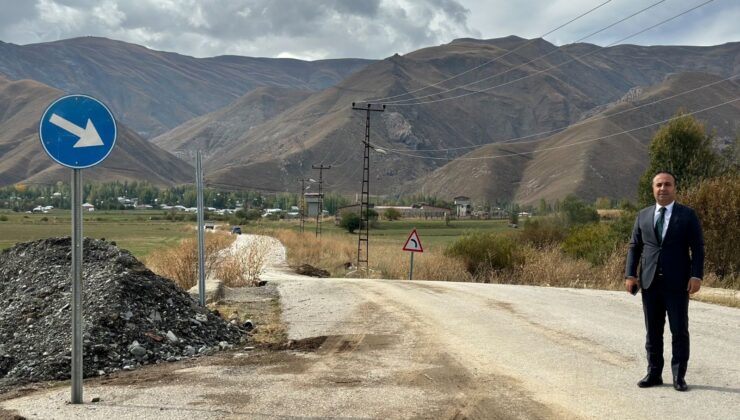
left=402, top=229, right=424, bottom=280
left=39, top=94, right=117, bottom=404
left=196, top=151, right=206, bottom=306
left=71, top=168, right=82, bottom=403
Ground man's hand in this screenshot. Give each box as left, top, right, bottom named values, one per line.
left=687, top=278, right=701, bottom=294
left=625, top=277, right=639, bottom=294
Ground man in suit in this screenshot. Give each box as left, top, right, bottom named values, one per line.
left=625, top=171, right=704, bottom=392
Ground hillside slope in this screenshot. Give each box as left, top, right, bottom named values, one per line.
left=0, top=76, right=193, bottom=187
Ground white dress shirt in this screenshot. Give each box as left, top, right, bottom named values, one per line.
left=654, top=201, right=674, bottom=241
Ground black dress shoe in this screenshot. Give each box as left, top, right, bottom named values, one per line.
left=673, top=377, right=688, bottom=391
left=637, top=374, right=663, bottom=388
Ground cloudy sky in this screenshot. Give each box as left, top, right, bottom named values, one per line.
left=0, top=0, right=738, bottom=60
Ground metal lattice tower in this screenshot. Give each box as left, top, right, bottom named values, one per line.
left=312, top=164, right=331, bottom=238
left=351, top=103, right=384, bottom=272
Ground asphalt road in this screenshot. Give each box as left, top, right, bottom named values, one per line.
left=276, top=277, right=740, bottom=419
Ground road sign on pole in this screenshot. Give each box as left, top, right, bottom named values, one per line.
left=402, top=229, right=424, bottom=252
left=39, top=94, right=117, bottom=405
left=402, top=229, right=423, bottom=280
left=39, top=95, right=117, bottom=169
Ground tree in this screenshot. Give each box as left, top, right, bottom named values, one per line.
left=681, top=174, right=740, bottom=279
left=383, top=208, right=401, bottom=221
left=340, top=212, right=361, bottom=233
left=561, top=195, right=599, bottom=226
left=638, top=113, right=719, bottom=207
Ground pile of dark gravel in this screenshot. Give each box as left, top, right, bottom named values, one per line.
left=0, top=237, right=244, bottom=389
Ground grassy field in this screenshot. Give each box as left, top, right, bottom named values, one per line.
left=0, top=210, right=192, bottom=257
left=253, top=217, right=512, bottom=253
left=0, top=211, right=510, bottom=259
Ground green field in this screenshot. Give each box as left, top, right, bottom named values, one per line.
left=0, top=210, right=513, bottom=258
left=0, top=210, right=192, bottom=257
left=250, top=217, right=513, bottom=254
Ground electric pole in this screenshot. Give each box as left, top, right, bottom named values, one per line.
left=297, top=178, right=308, bottom=233
left=312, top=164, right=331, bottom=238
left=351, top=102, right=385, bottom=272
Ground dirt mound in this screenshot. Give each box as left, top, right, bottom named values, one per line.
left=295, top=264, right=330, bottom=278
left=0, top=237, right=244, bottom=390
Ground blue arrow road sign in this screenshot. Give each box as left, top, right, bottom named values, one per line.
left=39, top=95, right=117, bottom=169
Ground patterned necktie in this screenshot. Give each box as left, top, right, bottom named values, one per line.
left=655, top=207, right=666, bottom=244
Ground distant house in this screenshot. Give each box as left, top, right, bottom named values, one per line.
left=82, top=203, right=95, bottom=212
left=453, top=196, right=471, bottom=218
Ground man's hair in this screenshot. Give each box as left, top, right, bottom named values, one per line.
left=652, top=170, right=678, bottom=186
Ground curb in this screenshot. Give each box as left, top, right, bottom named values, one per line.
left=188, top=277, right=224, bottom=304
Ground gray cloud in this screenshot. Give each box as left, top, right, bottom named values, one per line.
left=0, top=0, right=736, bottom=59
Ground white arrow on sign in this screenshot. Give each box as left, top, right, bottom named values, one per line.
left=49, top=113, right=104, bottom=148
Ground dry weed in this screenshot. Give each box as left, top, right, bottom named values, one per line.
left=145, top=231, right=236, bottom=290
left=270, top=230, right=355, bottom=275
left=372, top=246, right=472, bottom=281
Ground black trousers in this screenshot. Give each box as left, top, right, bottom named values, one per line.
left=641, top=274, right=690, bottom=378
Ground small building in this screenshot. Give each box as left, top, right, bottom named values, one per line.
left=304, top=193, right=322, bottom=217
left=82, top=203, right=95, bottom=212
left=453, top=196, right=471, bottom=218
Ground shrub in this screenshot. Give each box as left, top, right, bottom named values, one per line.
left=0, top=215, right=7, bottom=221
left=561, top=195, right=599, bottom=226
left=340, top=212, right=361, bottom=233
left=383, top=208, right=401, bottom=221
left=681, top=174, right=740, bottom=280
left=145, top=231, right=236, bottom=290
left=520, top=217, right=566, bottom=248
left=445, top=232, right=524, bottom=277
left=561, top=222, right=622, bottom=265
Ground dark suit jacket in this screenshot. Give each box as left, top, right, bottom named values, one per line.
left=625, top=202, right=704, bottom=290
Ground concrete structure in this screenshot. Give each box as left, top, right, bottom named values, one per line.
left=304, top=193, right=322, bottom=217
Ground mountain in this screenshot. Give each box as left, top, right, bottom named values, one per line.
left=0, top=76, right=193, bottom=187
left=0, top=37, right=373, bottom=138
left=151, top=86, right=313, bottom=162
left=158, top=36, right=738, bottom=200
left=407, top=72, right=740, bottom=205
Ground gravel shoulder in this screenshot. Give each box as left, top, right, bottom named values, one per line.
left=2, top=234, right=739, bottom=419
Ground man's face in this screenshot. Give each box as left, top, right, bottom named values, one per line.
left=652, top=173, right=676, bottom=206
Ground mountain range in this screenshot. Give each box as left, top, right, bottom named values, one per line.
left=1, top=36, right=738, bottom=203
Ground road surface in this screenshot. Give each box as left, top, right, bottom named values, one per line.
left=2, top=236, right=738, bottom=419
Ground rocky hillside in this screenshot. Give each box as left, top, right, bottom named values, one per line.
left=0, top=37, right=373, bottom=137
left=0, top=76, right=193, bottom=187
left=406, top=72, right=740, bottom=205
left=0, top=237, right=244, bottom=390
left=180, top=37, right=739, bottom=201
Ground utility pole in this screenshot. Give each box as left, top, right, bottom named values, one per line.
left=297, top=178, right=308, bottom=233
left=312, top=164, right=331, bottom=238
left=351, top=102, right=385, bottom=272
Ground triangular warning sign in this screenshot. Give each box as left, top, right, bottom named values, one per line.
left=402, top=229, right=423, bottom=252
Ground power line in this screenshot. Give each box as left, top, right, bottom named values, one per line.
left=380, top=74, right=740, bottom=153
left=362, top=0, right=613, bottom=104
left=379, top=96, right=740, bottom=161
left=384, top=0, right=714, bottom=106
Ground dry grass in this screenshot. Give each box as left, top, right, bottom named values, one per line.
left=485, top=244, right=626, bottom=291
left=145, top=231, right=236, bottom=290
left=269, top=230, right=355, bottom=275
left=597, top=209, right=625, bottom=220
left=371, top=246, right=472, bottom=281
left=215, top=236, right=273, bottom=287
